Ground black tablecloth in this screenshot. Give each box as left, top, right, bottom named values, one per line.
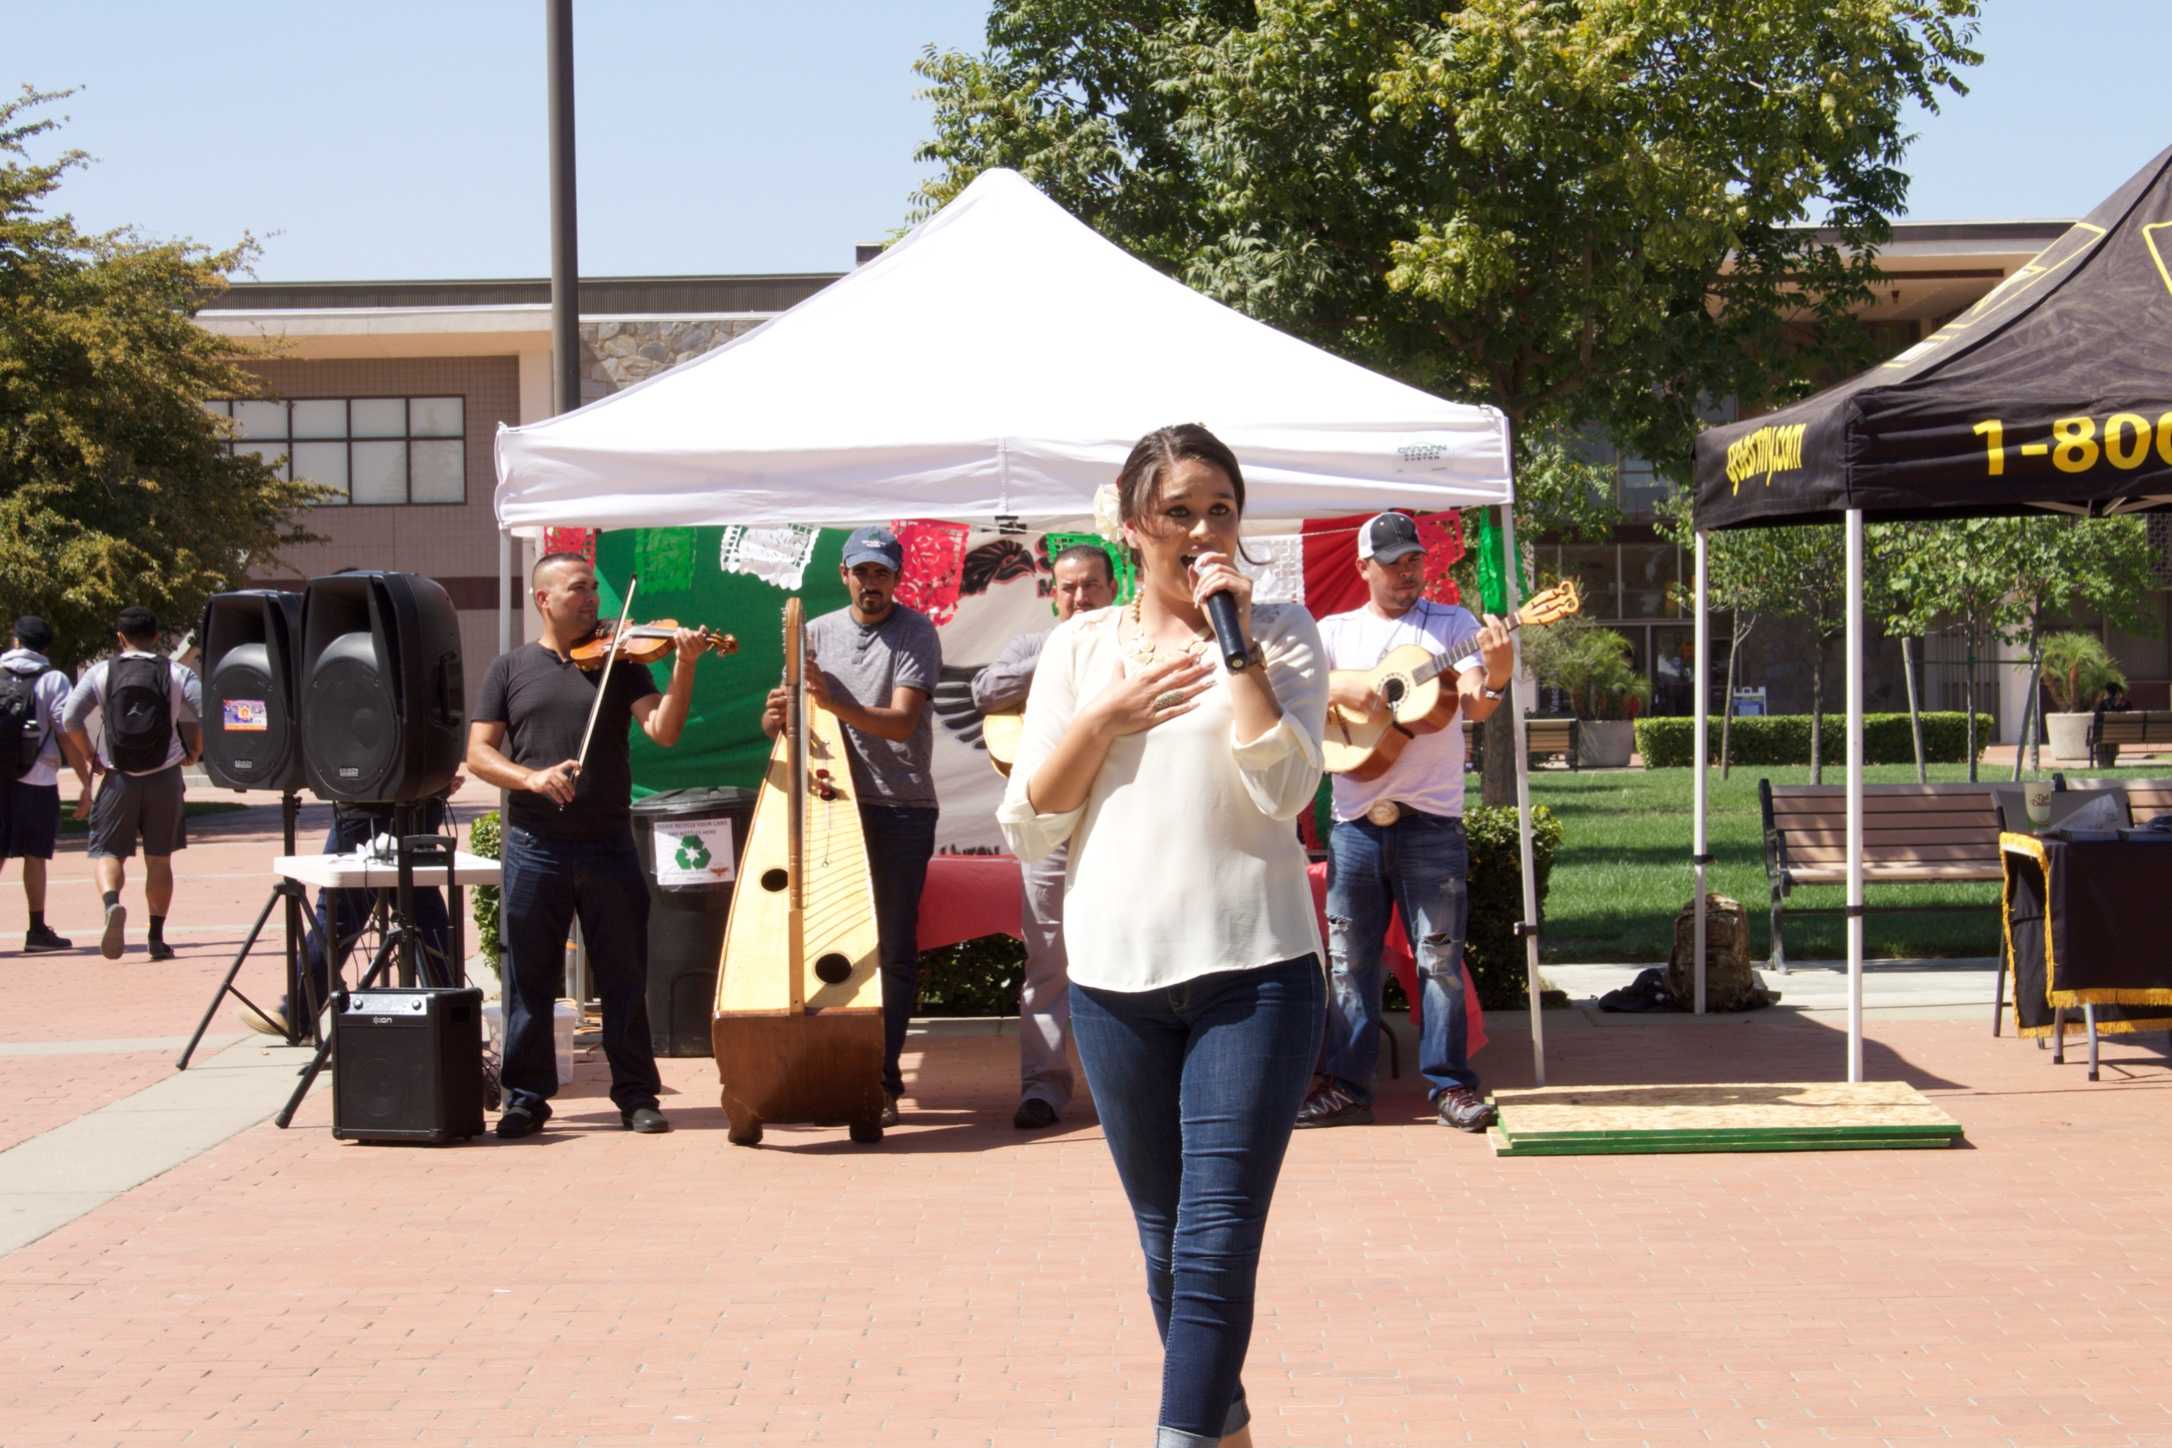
left=2002, top=832, right=2172, bottom=1037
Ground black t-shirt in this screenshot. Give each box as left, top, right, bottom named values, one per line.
left=475, top=643, right=662, bottom=839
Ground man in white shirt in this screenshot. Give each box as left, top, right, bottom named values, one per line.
left=1, top=616, right=95, bottom=953
left=970, top=543, right=1116, bottom=1129
left=1297, top=512, right=1513, bottom=1133
left=62, top=607, right=202, bottom=962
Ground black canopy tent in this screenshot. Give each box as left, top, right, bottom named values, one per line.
left=1684, top=144, right=2172, bottom=1079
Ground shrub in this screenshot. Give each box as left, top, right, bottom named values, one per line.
left=916, top=931, right=1027, bottom=1015
left=1633, top=712, right=1994, bottom=768
left=469, top=809, right=502, bottom=973
left=2038, top=632, right=2125, bottom=713
left=1523, top=619, right=1651, bottom=719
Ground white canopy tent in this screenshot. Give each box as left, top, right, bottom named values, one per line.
left=495, top=167, right=1556, bottom=1080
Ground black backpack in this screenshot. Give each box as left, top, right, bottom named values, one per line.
left=0, top=666, right=54, bottom=782
left=104, top=655, right=175, bottom=774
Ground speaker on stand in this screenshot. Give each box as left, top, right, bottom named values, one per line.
left=271, top=571, right=481, bottom=1140
left=179, top=590, right=315, bottom=1066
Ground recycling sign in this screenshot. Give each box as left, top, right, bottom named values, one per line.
left=652, top=818, right=734, bottom=886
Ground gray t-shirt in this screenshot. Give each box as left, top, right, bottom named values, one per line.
left=805, top=604, right=941, bottom=809
left=63, top=653, right=202, bottom=776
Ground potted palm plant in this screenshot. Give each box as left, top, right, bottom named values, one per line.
left=1523, top=620, right=1652, bottom=768
left=2038, top=632, right=2126, bottom=765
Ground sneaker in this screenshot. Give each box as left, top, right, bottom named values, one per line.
left=21, top=925, right=72, bottom=954
left=1436, top=1086, right=1497, bottom=1133
left=100, top=902, right=126, bottom=960
left=146, top=939, right=176, bottom=962
left=1294, top=1082, right=1373, bottom=1129
left=620, top=1105, right=671, bottom=1134
left=878, top=1091, right=901, bottom=1128
left=495, top=1104, right=545, bottom=1139
left=1012, top=1097, right=1059, bottom=1130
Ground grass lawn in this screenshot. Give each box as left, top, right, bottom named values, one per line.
left=1526, top=759, right=2172, bottom=965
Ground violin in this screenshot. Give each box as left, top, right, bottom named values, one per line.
left=570, top=619, right=739, bottom=671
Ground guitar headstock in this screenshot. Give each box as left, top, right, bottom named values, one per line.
left=1515, top=579, right=1583, bottom=628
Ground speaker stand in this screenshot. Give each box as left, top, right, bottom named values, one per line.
left=273, top=812, right=455, bottom=1130
left=177, top=792, right=315, bottom=1070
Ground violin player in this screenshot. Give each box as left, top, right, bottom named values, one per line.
left=466, top=551, right=713, bottom=1139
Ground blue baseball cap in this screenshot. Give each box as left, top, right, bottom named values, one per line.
left=841, top=525, right=903, bottom=571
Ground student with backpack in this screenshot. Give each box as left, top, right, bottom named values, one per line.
left=1, top=616, right=95, bottom=954
left=60, top=607, right=203, bottom=961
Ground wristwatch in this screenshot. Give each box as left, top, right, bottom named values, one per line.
left=1480, top=679, right=1509, bottom=701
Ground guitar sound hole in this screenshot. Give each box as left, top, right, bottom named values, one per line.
left=1383, top=679, right=1406, bottom=707
left=813, top=953, right=852, bottom=985
left=761, top=867, right=788, bottom=892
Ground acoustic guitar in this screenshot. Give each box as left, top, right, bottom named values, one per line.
left=981, top=708, right=1025, bottom=777
left=1321, top=581, right=1582, bottom=781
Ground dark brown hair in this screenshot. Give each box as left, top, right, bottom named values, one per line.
left=1113, top=423, right=1254, bottom=568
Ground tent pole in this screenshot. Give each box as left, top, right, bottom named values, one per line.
left=1693, top=531, right=1709, bottom=1015
left=1496, top=502, right=1545, bottom=1087
left=498, top=526, right=512, bottom=821
left=1846, top=509, right=1865, bottom=1083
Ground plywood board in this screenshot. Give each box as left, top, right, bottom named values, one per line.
left=1490, top=1081, right=1961, bottom=1152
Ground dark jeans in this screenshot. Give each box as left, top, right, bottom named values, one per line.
left=294, top=804, right=452, bottom=1011
left=498, top=823, right=660, bottom=1117
left=1322, top=812, right=1478, bottom=1101
left=860, top=803, right=937, bottom=1098
left=1071, top=956, right=1324, bottom=1445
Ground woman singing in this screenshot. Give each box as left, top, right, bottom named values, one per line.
left=998, top=424, right=1328, bottom=1447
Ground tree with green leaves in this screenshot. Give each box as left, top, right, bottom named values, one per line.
left=0, top=88, right=318, bottom=667
left=916, top=0, right=1982, bottom=799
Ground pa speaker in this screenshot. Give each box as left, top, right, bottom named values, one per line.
left=299, top=571, right=466, bottom=803
left=332, top=986, right=484, bottom=1144
left=198, top=589, right=305, bottom=793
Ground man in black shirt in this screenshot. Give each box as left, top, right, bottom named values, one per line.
left=467, top=552, right=711, bottom=1138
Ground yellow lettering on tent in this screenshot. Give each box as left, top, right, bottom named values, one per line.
left=1724, top=422, right=1808, bottom=495
left=2144, top=222, right=2172, bottom=301
left=1883, top=222, right=2110, bottom=369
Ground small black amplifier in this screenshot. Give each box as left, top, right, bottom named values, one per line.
left=332, top=986, right=485, bottom=1143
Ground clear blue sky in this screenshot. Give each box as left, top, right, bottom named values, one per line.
left=8, top=1, right=2165, bottom=282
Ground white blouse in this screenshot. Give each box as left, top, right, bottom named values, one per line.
left=996, top=601, right=1328, bottom=993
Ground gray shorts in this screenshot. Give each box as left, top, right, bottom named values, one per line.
left=87, top=765, right=187, bottom=860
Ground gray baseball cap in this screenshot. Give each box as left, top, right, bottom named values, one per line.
left=1357, top=511, right=1423, bottom=563
left=841, top=525, right=903, bottom=571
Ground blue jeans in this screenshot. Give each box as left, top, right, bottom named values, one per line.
left=296, top=803, right=451, bottom=1011
left=859, top=804, right=937, bottom=1098
left=1071, top=956, right=1324, bottom=1446
left=1322, top=812, right=1478, bottom=1101
left=498, top=823, right=660, bottom=1117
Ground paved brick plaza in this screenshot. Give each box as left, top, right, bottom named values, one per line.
left=4, top=793, right=2172, bottom=1446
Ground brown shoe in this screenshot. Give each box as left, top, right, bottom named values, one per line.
left=1436, top=1086, right=1497, bottom=1133
left=1294, top=1081, right=1373, bottom=1129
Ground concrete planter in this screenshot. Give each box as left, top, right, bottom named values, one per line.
left=2046, top=712, right=2096, bottom=765
left=1577, top=719, right=1637, bottom=769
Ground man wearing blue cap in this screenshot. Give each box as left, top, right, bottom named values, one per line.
left=763, top=525, right=942, bottom=1127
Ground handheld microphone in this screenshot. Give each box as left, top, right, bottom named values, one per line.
left=1184, top=555, right=1252, bottom=672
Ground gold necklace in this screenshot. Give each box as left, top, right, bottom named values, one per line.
left=1125, top=593, right=1211, bottom=666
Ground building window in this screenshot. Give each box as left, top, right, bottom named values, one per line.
left=203, top=396, right=465, bottom=505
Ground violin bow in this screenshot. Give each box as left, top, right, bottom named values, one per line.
left=573, top=572, right=639, bottom=786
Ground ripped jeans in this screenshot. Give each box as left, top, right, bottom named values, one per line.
left=1321, top=811, right=1478, bottom=1102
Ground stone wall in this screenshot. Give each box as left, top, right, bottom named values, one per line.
left=579, top=318, right=766, bottom=403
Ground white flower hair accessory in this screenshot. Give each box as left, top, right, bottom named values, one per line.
left=1091, top=481, right=1124, bottom=545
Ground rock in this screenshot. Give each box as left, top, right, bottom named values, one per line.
left=1665, top=893, right=1776, bottom=1011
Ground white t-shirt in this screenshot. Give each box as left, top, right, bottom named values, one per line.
left=1317, top=600, right=1482, bottom=822
left=996, top=602, right=1328, bottom=993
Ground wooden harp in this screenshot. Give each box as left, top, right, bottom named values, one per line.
left=711, top=597, right=887, bottom=1145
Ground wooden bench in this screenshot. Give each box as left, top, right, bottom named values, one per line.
left=1759, top=781, right=2003, bottom=972
left=1462, top=716, right=1579, bottom=771
left=2088, top=710, right=2172, bottom=756
left=2053, top=776, right=2172, bottom=823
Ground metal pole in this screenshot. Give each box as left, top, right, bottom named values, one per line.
left=1693, top=531, right=1709, bottom=1014
left=1846, top=509, right=1865, bottom=1083
left=1496, top=499, right=1545, bottom=1087
left=548, top=0, right=580, bottom=416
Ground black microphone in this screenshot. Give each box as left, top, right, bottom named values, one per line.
left=1185, top=555, right=1252, bottom=672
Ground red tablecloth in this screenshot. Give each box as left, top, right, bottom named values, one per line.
left=918, top=853, right=1484, bottom=1056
